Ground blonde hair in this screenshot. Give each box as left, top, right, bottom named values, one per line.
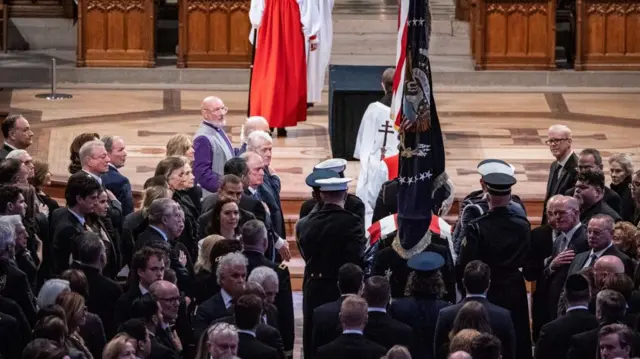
left=102, top=333, right=136, bottom=359
left=449, top=329, right=481, bottom=354
left=609, top=153, right=634, bottom=178
left=195, top=235, right=224, bottom=274
left=141, top=186, right=172, bottom=216
left=166, top=134, right=193, bottom=157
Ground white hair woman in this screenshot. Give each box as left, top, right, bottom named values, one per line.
left=609, top=153, right=635, bottom=221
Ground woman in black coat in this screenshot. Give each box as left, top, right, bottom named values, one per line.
left=609, top=153, right=636, bottom=222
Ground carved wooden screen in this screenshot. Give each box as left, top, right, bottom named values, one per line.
left=472, top=0, right=556, bottom=69
left=177, top=0, right=252, bottom=68
left=76, top=0, right=155, bottom=67
left=575, top=0, right=640, bottom=70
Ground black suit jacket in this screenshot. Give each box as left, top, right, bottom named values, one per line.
left=580, top=199, right=622, bottom=225
left=0, top=258, right=36, bottom=325
left=311, top=297, right=345, bottom=353
left=316, top=333, right=387, bottom=359
left=364, top=310, right=413, bottom=350
left=567, top=321, right=640, bottom=359
left=50, top=207, right=86, bottom=274
left=566, top=186, right=622, bottom=216
left=0, top=296, right=30, bottom=353
left=101, top=165, right=134, bottom=216
left=524, top=224, right=589, bottom=339
left=215, top=316, right=285, bottom=358
left=372, top=178, right=398, bottom=223
left=534, top=308, right=598, bottom=359
left=114, top=285, right=143, bottom=326
left=568, top=244, right=635, bottom=277
left=70, top=261, right=122, bottom=337
left=238, top=332, right=279, bottom=359
left=434, top=297, right=515, bottom=359
left=155, top=324, right=182, bottom=357
left=193, top=292, right=231, bottom=340
left=149, top=334, right=178, bottom=359
left=543, top=153, right=579, bottom=223
left=0, top=311, right=21, bottom=359
left=0, top=144, right=13, bottom=160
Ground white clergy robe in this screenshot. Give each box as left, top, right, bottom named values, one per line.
left=306, top=0, right=334, bottom=104
left=354, top=100, right=399, bottom=227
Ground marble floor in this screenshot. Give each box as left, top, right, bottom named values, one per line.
left=2, top=88, right=640, bottom=201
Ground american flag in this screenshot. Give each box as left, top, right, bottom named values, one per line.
left=391, top=0, right=447, bottom=251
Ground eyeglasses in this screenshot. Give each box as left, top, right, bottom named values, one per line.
left=158, top=296, right=181, bottom=303
left=204, top=107, right=228, bottom=115
left=544, top=138, right=569, bottom=145
left=546, top=210, right=572, bottom=217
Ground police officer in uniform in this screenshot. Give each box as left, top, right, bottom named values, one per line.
left=452, top=159, right=527, bottom=257
left=457, top=171, right=532, bottom=359
left=297, top=176, right=366, bottom=359
left=299, top=159, right=365, bottom=221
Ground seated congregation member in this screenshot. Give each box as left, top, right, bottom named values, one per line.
left=114, top=247, right=165, bottom=326
left=311, top=263, right=364, bottom=353
left=135, top=198, right=194, bottom=292
left=534, top=273, right=599, bottom=359
left=51, top=172, right=101, bottom=274
left=568, top=215, right=635, bottom=277
left=102, top=333, right=140, bottom=359
left=234, top=294, right=281, bottom=359
left=524, top=195, right=588, bottom=339
left=241, top=219, right=294, bottom=355
left=32, top=159, right=59, bottom=215
left=166, top=134, right=201, bottom=214
left=299, top=158, right=365, bottom=221
left=59, top=269, right=107, bottom=359
left=194, top=252, right=247, bottom=339
left=149, top=280, right=189, bottom=359
left=55, top=291, right=94, bottom=359
left=155, top=156, right=199, bottom=258
left=129, top=296, right=175, bottom=359
left=316, top=295, right=387, bottom=359
left=192, top=238, right=242, bottom=306
left=566, top=148, right=622, bottom=214
left=0, top=219, right=37, bottom=324
left=575, top=169, right=622, bottom=224
left=69, top=233, right=122, bottom=338
left=101, top=135, right=133, bottom=216
left=194, top=322, right=239, bottom=359
left=198, top=175, right=255, bottom=240
left=435, top=261, right=515, bottom=359
left=390, top=252, right=451, bottom=359
left=469, top=333, right=502, bottom=359
left=362, top=276, right=412, bottom=351
left=567, top=289, right=636, bottom=359
left=0, top=114, right=34, bottom=160
left=86, top=187, right=121, bottom=279
left=608, top=153, right=635, bottom=222
left=598, top=323, right=636, bottom=359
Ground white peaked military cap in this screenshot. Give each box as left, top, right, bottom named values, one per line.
left=314, top=158, right=347, bottom=173
left=476, top=159, right=515, bottom=177
left=315, top=177, right=352, bottom=192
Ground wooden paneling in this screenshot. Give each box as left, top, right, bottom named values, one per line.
left=177, top=0, right=252, bottom=68
left=472, top=0, right=556, bottom=70
left=575, top=0, right=640, bottom=70
left=7, top=0, right=72, bottom=18
left=76, top=0, right=155, bottom=68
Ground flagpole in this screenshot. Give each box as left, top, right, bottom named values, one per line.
left=247, top=30, right=258, bottom=118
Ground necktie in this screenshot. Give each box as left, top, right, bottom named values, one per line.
left=588, top=253, right=598, bottom=268
left=552, top=233, right=567, bottom=257
left=253, top=190, right=261, bottom=201
left=550, top=164, right=563, bottom=193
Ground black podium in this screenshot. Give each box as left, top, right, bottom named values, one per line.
left=328, top=65, right=387, bottom=160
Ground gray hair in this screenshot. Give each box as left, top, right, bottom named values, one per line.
left=5, top=149, right=29, bottom=160
left=147, top=198, right=179, bottom=225
left=247, top=131, right=273, bottom=152
left=0, top=215, right=23, bottom=231
left=101, top=135, right=122, bottom=154
left=548, top=124, right=572, bottom=138
left=37, top=279, right=70, bottom=308
left=247, top=266, right=279, bottom=288
left=216, top=252, right=248, bottom=286
left=609, top=153, right=634, bottom=177
left=0, top=220, right=14, bottom=254
left=240, top=220, right=267, bottom=247
left=79, top=140, right=106, bottom=166
left=206, top=322, right=238, bottom=343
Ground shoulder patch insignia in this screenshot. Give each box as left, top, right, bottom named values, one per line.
left=278, top=263, right=288, bottom=270
left=462, top=237, right=467, bottom=247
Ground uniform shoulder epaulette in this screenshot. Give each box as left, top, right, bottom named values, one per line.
left=278, top=262, right=288, bottom=271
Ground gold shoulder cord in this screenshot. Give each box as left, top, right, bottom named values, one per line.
left=391, top=230, right=433, bottom=260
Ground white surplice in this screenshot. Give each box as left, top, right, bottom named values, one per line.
left=354, top=101, right=399, bottom=227
left=249, top=0, right=319, bottom=46
left=306, top=0, right=334, bottom=104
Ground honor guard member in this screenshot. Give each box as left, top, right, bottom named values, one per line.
left=297, top=176, right=366, bottom=359
left=452, top=159, right=526, bottom=257
left=389, top=252, right=451, bottom=359
left=295, top=168, right=339, bottom=261
left=457, top=171, right=532, bottom=359
left=299, top=158, right=365, bottom=221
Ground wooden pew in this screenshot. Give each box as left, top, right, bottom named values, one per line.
left=471, top=0, right=556, bottom=70
left=177, top=0, right=252, bottom=68
left=575, top=0, right=640, bottom=70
